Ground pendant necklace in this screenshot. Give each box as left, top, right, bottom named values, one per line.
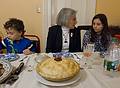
left=63, top=32, right=69, bottom=43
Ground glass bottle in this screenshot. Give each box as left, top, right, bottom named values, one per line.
left=104, top=37, right=120, bottom=71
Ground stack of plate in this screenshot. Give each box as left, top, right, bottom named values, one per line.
left=0, top=59, right=13, bottom=83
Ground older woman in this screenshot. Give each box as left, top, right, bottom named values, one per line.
left=46, top=8, right=81, bottom=53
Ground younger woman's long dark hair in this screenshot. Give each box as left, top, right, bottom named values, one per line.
left=90, top=14, right=110, bottom=48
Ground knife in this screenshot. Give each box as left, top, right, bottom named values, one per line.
left=13, top=62, right=24, bottom=75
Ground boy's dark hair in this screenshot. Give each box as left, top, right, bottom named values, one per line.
left=4, top=18, right=25, bottom=34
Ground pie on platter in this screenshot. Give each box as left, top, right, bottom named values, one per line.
left=36, top=56, right=80, bottom=82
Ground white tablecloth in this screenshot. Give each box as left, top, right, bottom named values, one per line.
left=2, top=53, right=120, bottom=88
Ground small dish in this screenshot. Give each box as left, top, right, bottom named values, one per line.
left=3, top=53, right=20, bottom=61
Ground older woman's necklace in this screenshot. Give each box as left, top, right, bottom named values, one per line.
left=62, top=26, right=70, bottom=43
left=63, top=31, right=69, bottom=43
left=63, top=32, right=69, bottom=43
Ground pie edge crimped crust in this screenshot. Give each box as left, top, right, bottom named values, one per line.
left=36, top=57, right=80, bottom=81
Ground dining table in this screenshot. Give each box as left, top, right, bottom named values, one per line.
left=1, top=52, right=120, bottom=88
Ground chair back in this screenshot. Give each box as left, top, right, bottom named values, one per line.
left=77, top=25, right=92, bottom=51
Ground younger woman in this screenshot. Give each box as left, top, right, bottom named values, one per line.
left=83, top=14, right=111, bottom=52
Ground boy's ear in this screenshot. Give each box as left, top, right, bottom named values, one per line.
left=23, top=30, right=26, bottom=35
left=21, top=30, right=26, bottom=36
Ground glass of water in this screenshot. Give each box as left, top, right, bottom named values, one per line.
left=83, top=43, right=94, bottom=68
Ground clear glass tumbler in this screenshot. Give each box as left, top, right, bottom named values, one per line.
left=83, top=43, right=94, bottom=68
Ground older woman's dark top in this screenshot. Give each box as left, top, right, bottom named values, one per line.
left=46, top=25, right=81, bottom=53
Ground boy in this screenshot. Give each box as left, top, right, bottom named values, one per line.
left=2, top=18, right=35, bottom=55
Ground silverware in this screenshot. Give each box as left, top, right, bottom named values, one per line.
left=19, top=56, right=28, bottom=62
left=27, top=44, right=33, bottom=49
left=13, top=62, right=24, bottom=75
left=74, top=53, right=81, bottom=59
left=80, top=67, right=84, bottom=70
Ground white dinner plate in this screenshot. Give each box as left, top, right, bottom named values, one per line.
left=4, top=54, right=20, bottom=61
left=0, top=59, right=13, bottom=83
left=33, top=70, right=81, bottom=86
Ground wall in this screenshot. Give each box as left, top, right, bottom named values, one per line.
left=96, top=0, right=120, bottom=25
left=0, top=0, right=45, bottom=52
left=51, top=0, right=96, bottom=25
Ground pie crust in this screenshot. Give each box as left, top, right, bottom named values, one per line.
left=36, top=57, right=80, bottom=81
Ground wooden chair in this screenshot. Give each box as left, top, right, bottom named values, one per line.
left=24, top=34, right=41, bottom=53
left=0, top=31, right=4, bottom=53
left=109, top=26, right=120, bottom=37
left=77, top=25, right=92, bottom=51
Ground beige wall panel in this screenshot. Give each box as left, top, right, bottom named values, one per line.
left=0, top=0, right=45, bottom=52
left=96, top=0, right=120, bottom=25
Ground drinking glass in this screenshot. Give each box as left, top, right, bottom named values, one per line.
left=83, top=43, right=94, bottom=68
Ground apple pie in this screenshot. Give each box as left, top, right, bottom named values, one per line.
left=36, top=57, right=80, bottom=81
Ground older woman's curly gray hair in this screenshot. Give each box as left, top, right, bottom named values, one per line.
left=56, top=8, right=77, bottom=26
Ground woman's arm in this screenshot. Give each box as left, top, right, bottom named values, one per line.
left=46, top=27, right=56, bottom=53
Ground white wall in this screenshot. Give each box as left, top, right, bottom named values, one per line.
left=51, top=0, right=96, bottom=26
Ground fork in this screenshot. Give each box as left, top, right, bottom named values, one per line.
left=74, top=53, right=81, bottom=60
left=19, top=56, right=28, bottom=62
